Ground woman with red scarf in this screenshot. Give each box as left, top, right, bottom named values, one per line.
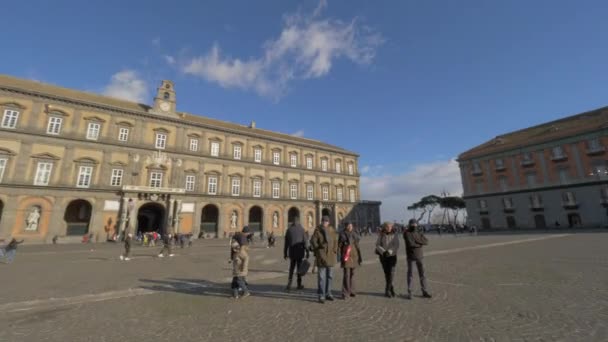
left=338, top=222, right=362, bottom=300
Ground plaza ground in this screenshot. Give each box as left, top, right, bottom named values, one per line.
left=1, top=231, right=607, bottom=341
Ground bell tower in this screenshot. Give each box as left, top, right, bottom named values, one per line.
left=152, top=80, right=176, bottom=114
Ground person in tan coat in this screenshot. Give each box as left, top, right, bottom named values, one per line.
left=310, top=215, right=338, bottom=304
left=339, top=222, right=362, bottom=300
left=231, top=241, right=250, bottom=299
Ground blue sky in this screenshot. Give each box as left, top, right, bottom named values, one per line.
left=3, top=0, right=608, bottom=221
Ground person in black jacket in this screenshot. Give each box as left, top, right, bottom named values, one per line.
left=403, top=219, right=431, bottom=299
left=284, top=217, right=309, bottom=292
left=120, top=233, right=133, bottom=261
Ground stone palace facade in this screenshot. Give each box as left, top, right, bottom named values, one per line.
left=0, top=75, right=381, bottom=243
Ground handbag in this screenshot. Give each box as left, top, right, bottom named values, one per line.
left=298, top=258, right=311, bottom=276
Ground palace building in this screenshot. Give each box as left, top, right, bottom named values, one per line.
left=0, top=75, right=381, bottom=243
left=458, top=106, right=608, bottom=229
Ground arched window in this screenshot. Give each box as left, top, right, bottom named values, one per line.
left=163, top=92, right=170, bottom=100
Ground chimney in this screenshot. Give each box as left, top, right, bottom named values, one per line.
left=249, top=121, right=256, bottom=129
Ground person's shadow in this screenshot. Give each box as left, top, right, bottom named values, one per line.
left=139, top=278, right=319, bottom=303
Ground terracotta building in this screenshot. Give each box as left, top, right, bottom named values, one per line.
left=458, top=106, right=608, bottom=229
left=0, top=75, right=381, bottom=243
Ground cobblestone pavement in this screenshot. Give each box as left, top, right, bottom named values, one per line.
left=1, top=232, right=607, bottom=342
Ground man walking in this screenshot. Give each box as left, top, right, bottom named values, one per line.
left=403, top=219, right=432, bottom=299
left=158, top=233, right=174, bottom=258
left=284, top=217, right=309, bottom=292
left=310, top=216, right=338, bottom=304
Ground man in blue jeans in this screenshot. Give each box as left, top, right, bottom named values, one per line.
left=310, top=216, right=338, bottom=304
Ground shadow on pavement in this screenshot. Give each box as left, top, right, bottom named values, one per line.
left=139, top=278, right=319, bottom=303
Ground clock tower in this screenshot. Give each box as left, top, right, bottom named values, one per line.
left=152, top=80, right=176, bottom=114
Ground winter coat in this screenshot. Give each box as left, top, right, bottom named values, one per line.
left=375, top=230, right=399, bottom=258
left=284, top=223, right=308, bottom=260
left=339, top=231, right=362, bottom=269
left=232, top=246, right=249, bottom=277
left=403, top=229, right=428, bottom=260
left=5, top=239, right=23, bottom=251
left=310, top=225, right=338, bottom=268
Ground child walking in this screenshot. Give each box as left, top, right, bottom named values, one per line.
left=230, top=241, right=250, bottom=299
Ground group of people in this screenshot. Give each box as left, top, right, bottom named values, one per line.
left=281, top=216, right=432, bottom=303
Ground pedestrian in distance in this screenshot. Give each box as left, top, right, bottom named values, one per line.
left=310, top=215, right=339, bottom=304
left=230, top=241, right=250, bottom=299
left=339, top=222, right=362, bottom=300
left=375, top=222, right=399, bottom=298
left=0, top=238, right=24, bottom=264
left=158, top=233, right=174, bottom=258
left=284, top=217, right=309, bottom=292
left=120, top=233, right=133, bottom=261
left=403, top=219, right=432, bottom=299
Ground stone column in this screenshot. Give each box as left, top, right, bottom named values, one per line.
left=99, top=149, right=112, bottom=187
left=167, top=198, right=175, bottom=234
left=175, top=127, right=185, bottom=152
left=174, top=200, right=182, bottom=233
left=69, top=109, right=82, bottom=136
left=59, top=146, right=75, bottom=187
left=282, top=171, right=288, bottom=198
left=29, top=102, right=43, bottom=131
left=317, top=201, right=322, bottom=225
left=118, top=197, right=128, bottom=235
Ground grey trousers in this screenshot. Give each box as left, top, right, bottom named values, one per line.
left=406, top=259, right=428, bottom=292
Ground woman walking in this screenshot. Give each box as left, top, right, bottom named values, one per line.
left=339, top=222, right=362, bottom=300
left=375, top=222, right=399, bottom=298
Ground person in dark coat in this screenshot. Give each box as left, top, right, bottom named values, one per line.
left=375, top=222, right=399, bottom=298
left=120, top=233, right=132, bottom=261
left=1, top=238, right=24, bottom=263
left=310, top=216, right=338, bottom=303
left=157, top=233, right=174, bottom=258
left=339, top=222, right=362, bottom=299
left=284, top=217, right=309, bottom=292
left=403, top=219, right=432, bottom=299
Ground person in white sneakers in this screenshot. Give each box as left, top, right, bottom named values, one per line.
left=158, top=233, right=174, bottom=258
left=119, top=233, right=133, bottom=261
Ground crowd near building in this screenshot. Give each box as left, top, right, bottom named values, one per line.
left=458, top=106, right=608, bottom=229
left=0, top=75, right=381, bottom=243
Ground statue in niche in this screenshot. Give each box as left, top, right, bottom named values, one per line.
left=26, top=207, right=41, bottom=231
left=230, top=211, right=238, bottom=229
left=307, top=213, right=313, bottom=228
left=272, top=212, right=279, bottom=228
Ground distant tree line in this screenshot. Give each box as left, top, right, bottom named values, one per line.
left=406, top=194, right=467, bottom=226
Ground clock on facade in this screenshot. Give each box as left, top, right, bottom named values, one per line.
left=159, top=102, right=170, bottom=112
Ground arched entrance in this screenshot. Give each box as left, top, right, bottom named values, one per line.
left=506, top=216, right=516, bottom=229
left=568, top=213, right=582, bottom=228
left=137, top=202, right=165, bottom=234
left=64, top=200, right=92, bottom=236
left=321, top=208, right=332, bottom=225
left=288, top=207, right=300, bottom=226
left=201, top=204, right=219, bottom=238
left=248, top=206, right=263, bottom=233
left=481, top=217, right=491, bottom=230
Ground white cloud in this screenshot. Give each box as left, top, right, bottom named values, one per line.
left=180, top=1, right=383, bottom=99
left=291, top=130, right=305, bottom=137
left=102, top=70, right=148, bottom=103
left=164, top=55, right=176, bottom=65
left=360, top=159, right=463, bottom=222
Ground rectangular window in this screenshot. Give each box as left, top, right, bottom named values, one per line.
left=552, top=146, right=564, bottom=158
left=290, top=154, right=297, bottom=167
left=589, top=138, right=601, bottom=151
left=273, top=152, right=280, bottom=165
left=495, top=158, right=504, bottom=169
left=76, top=166, right=93, bottom=188
left=522, top=152, right=533, bottom=162
left=211, top=142, right=220, bottom=157
left=231, top=178, right=241, bottom=196
left=498, top=177, right=508, bottom=191
left=118, top=127, right=129, bottom=142
left=322, top=186, right=329, bottom=201
left=336, top=162, right=341, bottom=173
left=150, top=172, right=163, bottom=188
left=155, top=133, right=167, bottom=149
left=558, top=168, right=569, bottom=184
left=337, top=188, right=343, bottom=202
left=563, top=191, right=576, bottom=203
left=530, top=195, right=542, bottom=207
left=321, top=159, right=328, bottom=171
left=307, top=184, right=314, bottom=200
left=34, top=162, right=53, bottom=186
left=502, top=198, right=513, bottom=209
left=306, top=157, right=313, bottom=170
left=290, top=184, right=298, bottom=199
left=233, top=145, right=242, bottom=160
left=272, top=182, right=280, bottom=199
left=189, top=139, right=199, bottom=152
left=349, top=188, right=356, bottom=202
left=110, top=169, right=123, bottom=187
left=47, top=117, right=62, bottom=135
left=0, top=158, right=7, bottom=183
left=207, top=176, right=218, bottom=195
left=185, top=175, right=195, bottom=191
left=1, top=109, right=19, bottom=129
left=253, top=179, right=262, bottom=197
left=526, top=173, right=537, bottom=187
left=254, top=149, right=262, bottom=163
left=479, top=199, right=487, bottom=209
left=86, top=122, right=101, bottom=140
left=348, top=163, right=354, bottom=175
